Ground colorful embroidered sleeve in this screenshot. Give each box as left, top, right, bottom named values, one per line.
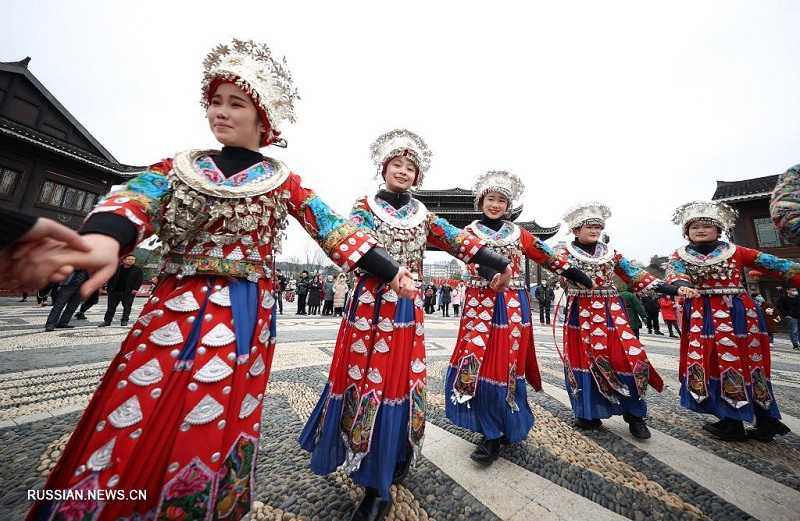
left=85, top=159, right=173, bottom=249
left=348, top=196, right=378, bottom=233
left=613, top=250, right=660, bottom=293
left=425, top=213, right=485, bottom=263
left=770, top=164, right=800, bottom=245
left=665, top=251, right=692, bottom=285
left=285, top=174, right=378, bottom=271
left=520, top=229, right=571, bottom=274
left=738, top=246, right=800, bottom=286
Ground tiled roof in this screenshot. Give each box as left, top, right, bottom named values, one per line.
left=415, top=187, right=473, bottom=197
left=0, top=58, right=118, bottom=163
left=712, top=175, right=779, bottom=202
left=0, top=116, right=142, bottom=178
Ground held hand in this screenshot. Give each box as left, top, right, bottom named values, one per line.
left=389, top=266, right=417, bottom=299
left=10, top=217, right=90, bottom=259
left=1, top=238, right=78, bottom=289
left=13, top=234, right=122, bottom=298
left=677, top=286, right=700, bottom=299
left=490, top=265, right=513, bottom=292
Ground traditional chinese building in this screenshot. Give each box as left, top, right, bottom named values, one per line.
left=415, top=187, right=561, bottom=286
left=0, top=57, right=139, bottom=229
left=712, top=173, right=800, bottom=300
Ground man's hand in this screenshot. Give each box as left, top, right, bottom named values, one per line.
left=490, top=265, right=513, bottom=292
left=389, top=266, right=417, bottom=299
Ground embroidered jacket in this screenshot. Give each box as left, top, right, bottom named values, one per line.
left=88, top=150, right=377, bottom=280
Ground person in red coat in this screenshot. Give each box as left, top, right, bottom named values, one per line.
left=658, top=295, right=682, bottom=337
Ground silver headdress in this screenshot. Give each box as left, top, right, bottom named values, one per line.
left=562, top=201, right=612, bottom=231
left=201, top=39, right=300, bottom=147
left=672, top=200, right=738, bottom=237
left=370, top=129, right=432, bottom=188
left=472, top=170, right=525, bottom=216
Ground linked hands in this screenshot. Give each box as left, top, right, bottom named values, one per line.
left=677, top=285, right=700, bottom=299
left=389, top=266, right=418, bottom=299
left=0, top=218, right=90, bottom=289
left=490, top=264, right=513, bottom=292
left=7, top=233, right=121, bottom=298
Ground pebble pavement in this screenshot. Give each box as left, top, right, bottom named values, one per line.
left=0, top=297, right=799, bottom=520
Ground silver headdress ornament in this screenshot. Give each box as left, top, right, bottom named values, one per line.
left=370, top=129, right=432, bottom=188
left=201, top=39, right=300, bottom=147
left=472, top=170, right=525, bottom=216
left=672, top=200, right=738, bottom=237
left=562, top=201, right=612, bottom=231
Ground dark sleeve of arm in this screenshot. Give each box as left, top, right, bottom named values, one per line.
left=354, top=247, right=401, bottom=283
left=561, top=267, right=593, bottom=288
left=471, top=247, right=511, bottom=272
left=0, top=208, right=39, bottom=249
left=80, top=213, right=138, bottom=249
left=653, top=282, right=681, bottom=296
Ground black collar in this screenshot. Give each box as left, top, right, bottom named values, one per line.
left=478, top=216, right=504, bottom=232
left=212, top=146, right=264, bottom=177
left=572, top=239, right=598, bottom=255
left=687, top=240, right=723, bottom=255
left=376, top=189, right=411, bottom=210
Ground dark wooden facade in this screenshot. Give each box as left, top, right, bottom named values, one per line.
left=712, top=174, right=800, bottom=301
left=0, top=58, right=139, bottom=229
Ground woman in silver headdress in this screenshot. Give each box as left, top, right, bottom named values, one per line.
left=298, top=130, right=512, bottom=521
left=445, top=171, right=592, bottom=465
left=667, top=200, right=798, bottom=442
left=558, top=202, right=696, bottom=440
left=27, top=40, right=416, bottom=521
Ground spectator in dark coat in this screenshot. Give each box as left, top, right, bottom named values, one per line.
left=296, top=271, right=310, bottom=315
left=308, top=275, right=322, bottom=315
left=776, top=287, right=800, bottom=349
left=619, top=289, right=648, bottom=339
left=274, top=268, right=287, bottom=315
left=534, top=281, right=556, bottom=324
left=44, top=270, right=89, bottom=331
left=98, top=255, right=144, bottom=327
left=322, top=275, right=335, bottom=315
left=424, top=284, right=437, bottom=314
left=440, top=283, right=453, bottom=317
left=640, top=292, right=663, bottom=335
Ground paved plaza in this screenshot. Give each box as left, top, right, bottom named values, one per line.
left=0, top=296, right=799, bottom=520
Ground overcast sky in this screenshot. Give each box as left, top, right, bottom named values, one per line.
left=4, top=1, right=800, bottom=266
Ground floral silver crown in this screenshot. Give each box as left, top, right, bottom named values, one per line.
left=201, top=39, right=300, bottom=147
left=672, top=200, right=738, bottom=236
left=472, top=170, right=525, bottom=216
left=562, top=201, right=612, bottom=231
left=370, top=129, right=432, bottom=187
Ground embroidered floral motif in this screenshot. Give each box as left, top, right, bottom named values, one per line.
left=721, top=368, right=748, bottom=409
left=686, top=362, right=707, bottom=403
left=196, top=155, right=277, bottom=187
left=751, top=367, right=772, bottom=410
left=409, top=382, right=426, bottom=448
left=452, top=354, right=480, bottom=403
left=159, top=459, right=214, bottom=520
left=214, top=436, right=256, bottom=520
